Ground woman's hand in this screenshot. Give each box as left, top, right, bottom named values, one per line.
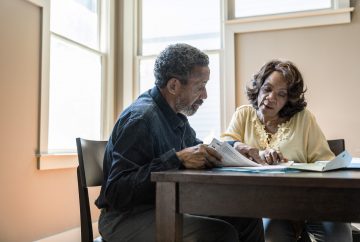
left=259, top=148, right=288, bottom=165
left=233, top=142, right=265, bottom=164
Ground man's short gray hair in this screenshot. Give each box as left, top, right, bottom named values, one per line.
left=154, top=43, right=209, bottom=88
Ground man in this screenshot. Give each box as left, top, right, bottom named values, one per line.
left=96, top=43, right=264, bottom=241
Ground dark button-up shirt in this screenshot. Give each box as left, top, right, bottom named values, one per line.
left=95, top=86, right=202, bottom=211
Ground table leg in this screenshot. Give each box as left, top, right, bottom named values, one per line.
left=156, top=182, right=182, bottom=242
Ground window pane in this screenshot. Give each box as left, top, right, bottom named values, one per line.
left=139, top=58, right=156, bottom=93
left=50, top=0, right=99, bottom=49
left=139, top=53, right=220, bottom=142
left=142, top=0, right=221, bottom=55
left=235, top=0, right=331, bottom=18
left=48, top=37, right=102, bottom=151
left=187, top=53, right=220, bottom=142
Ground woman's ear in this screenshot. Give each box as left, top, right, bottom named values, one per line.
left=166, top=78, right=179, bottom=95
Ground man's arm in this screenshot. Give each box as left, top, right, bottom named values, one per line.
left=104, top=118, right=181, bottom=210
left=103, top=118, right=222, bottom=210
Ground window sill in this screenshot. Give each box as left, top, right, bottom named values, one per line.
left=37, top=153, right=78, bottom=170
left=225, top=8, right=354, bottom=32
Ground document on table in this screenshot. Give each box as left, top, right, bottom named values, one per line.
left=288, top=150, right=352, bottom=172
left=209, top=138, right=261, bottom=167
left=348, top=157, right=360, bottom=169
left=209, top=138, right=293, bottom=170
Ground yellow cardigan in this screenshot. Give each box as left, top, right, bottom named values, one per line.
left=221, top=105, right=334, bottom=163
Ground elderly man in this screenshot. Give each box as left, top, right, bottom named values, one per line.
left=95, top=43, right=264, bottom=242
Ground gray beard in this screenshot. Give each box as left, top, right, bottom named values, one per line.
left=175, top=97, right=197, bottom=116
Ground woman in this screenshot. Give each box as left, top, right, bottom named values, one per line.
left=222, top=60, right=352, bottom=242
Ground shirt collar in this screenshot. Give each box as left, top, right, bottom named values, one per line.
left=150, top=86, right=188, bottom=130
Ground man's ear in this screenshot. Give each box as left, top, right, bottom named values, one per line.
left=166, top=78, right=180, bottom=95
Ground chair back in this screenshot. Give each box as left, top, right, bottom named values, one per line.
left=76, top=138, right=107, bottom=242
left=327, top=139, right=345, bottom=156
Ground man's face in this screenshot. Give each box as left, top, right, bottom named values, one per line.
left=175, top=66, right=210, bottom=116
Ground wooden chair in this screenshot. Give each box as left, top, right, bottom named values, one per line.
left=298, top=139, right=346, bottom=242
left=76, top=138, right=107, bottom=242
left=327, top=139, right=345, bottom=156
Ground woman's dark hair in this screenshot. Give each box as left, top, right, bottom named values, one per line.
left=247, top=60, right=307, bottom=118
left=154, top=43, right=209, bottom=88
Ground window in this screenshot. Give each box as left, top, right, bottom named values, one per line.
left=138, top=0, right=222, bottom=142
left=223, top=0, right=353, bottom=127
left=48, top=0, right=104, bottom=152
left=235, top=0, right=331, bottom=18
left=35, top=0, right=114, bottom=169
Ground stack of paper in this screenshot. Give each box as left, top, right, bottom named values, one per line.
left=209, top=138, right=353, bottom=172
left=289, top=151, right=352, bottom=171
left=209, top=138, right=261, bottom=167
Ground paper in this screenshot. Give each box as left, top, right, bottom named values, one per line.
left=209, top=138, right=293, bottom=169
left=209, top=138, right=261, bottom=167
left=233, top=162, right=294, bottom=170
left=209, top=138, right=352, bottom=172
left=348, top=157, right=360, bottom=169
left=288, top=150, right=352, bottom=172
left=213, top=165, right=298, bottom=173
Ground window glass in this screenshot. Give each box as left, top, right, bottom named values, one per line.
left=139, top=54, right=220, bottom=141
left=187, top=53, right=220, bottom=142
left=142, top=0, right=220, bottom=55
left=140, top=0, right=221, bottom=141
left=235, top=0, right=331, bottom=18
left=139, top=58, right=156, bottom=93
left=48, top=37, right=102, bottom=151
left=50, top=0, right=99, bottom=49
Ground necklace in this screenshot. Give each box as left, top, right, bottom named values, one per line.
left=266, top=132, right=272, bottom=144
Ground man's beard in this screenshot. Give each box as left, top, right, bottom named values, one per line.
left=175, top=96, right=203, bottom=116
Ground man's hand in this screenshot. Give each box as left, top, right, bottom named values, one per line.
left=259, top=149, right=288, bottom=165
left=233, top=142, right=265, bottom=164
left=176, top=144, right=222, bottom=169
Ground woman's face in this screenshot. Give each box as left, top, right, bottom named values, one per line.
left=257, top=71, right=288, bottom=118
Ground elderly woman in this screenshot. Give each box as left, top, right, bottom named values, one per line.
left=222, top=60, right=352, bottom=242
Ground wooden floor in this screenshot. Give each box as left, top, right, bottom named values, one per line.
left=33, top=222, right=359, bottom=241
left=34, top=222, right=99, bottom=242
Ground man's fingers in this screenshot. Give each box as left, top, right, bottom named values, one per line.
left=205, top=145, right=223, bottom=161
left=204, top=157, right=217, bottom=168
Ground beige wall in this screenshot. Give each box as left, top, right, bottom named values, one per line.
left=235, top=1, right=360, bottom=157
left=0, top=0, right=359, bottom=241
left=0, top=1, right=100, bottom=241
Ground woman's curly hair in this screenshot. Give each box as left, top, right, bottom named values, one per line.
left=154, top=43, right=209, bottom=88
left=247, top=60, right=307, bottom=118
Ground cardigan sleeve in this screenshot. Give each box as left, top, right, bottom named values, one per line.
left=221, top=106, right=248, bottom=142
left=304, top=110, right=335, bottom=163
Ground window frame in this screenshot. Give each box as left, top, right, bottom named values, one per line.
left=222, top=0, right=354, bottom=128
left=32, top=0, right=353, bottom=169
left=28, top=0, right=116, bottom=170
left=128, top=0, right=353, bottom=137
left=132, top=0, right=226, bottom=138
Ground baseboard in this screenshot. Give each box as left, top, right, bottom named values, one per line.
left=34, top=222, right=99, bottom=242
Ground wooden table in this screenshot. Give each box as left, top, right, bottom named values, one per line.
left=151, top=169, right=360, bottom=242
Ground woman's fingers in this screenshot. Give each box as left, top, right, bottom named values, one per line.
left=262, top=149, right=287, bottom=165
left=248, top=148, right=265, bottom=164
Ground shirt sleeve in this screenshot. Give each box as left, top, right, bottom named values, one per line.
left=221, top=107, right=246, bottom=142
left=304, top=111, right=335, bottom=163
left=104, top=118, right=181, bottom=210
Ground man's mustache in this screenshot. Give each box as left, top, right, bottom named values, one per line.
left=194, top=100, right=203, bottom=106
